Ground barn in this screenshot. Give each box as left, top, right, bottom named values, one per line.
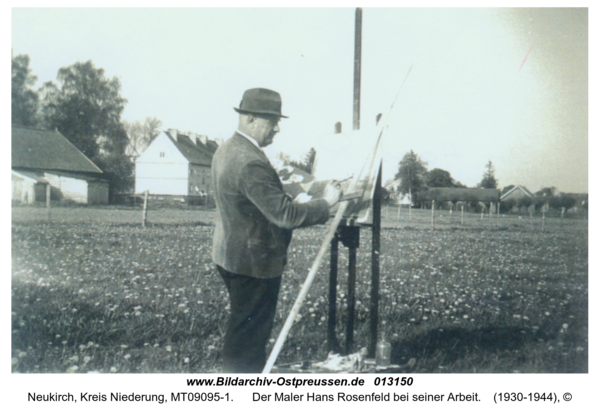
left=134, top=129, right=218, bottom=199
left=11, top=125, right=109, bottom=204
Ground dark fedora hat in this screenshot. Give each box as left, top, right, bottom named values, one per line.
left=234, top=88, right=289, bottom=118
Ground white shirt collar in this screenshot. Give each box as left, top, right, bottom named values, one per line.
left=236, top=129, right=263, bottom=151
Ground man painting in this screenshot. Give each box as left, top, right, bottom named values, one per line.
left=211, top=88, right=342, bottom=373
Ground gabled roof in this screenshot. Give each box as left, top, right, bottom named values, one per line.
left=164, top=132, right=215, bottom=166
left=500, top=185, right=535, bottom=201
left=12, top=126, right=103, bottom=174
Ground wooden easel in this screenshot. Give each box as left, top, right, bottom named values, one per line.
left=326, top=8, right=381, bottom=359
left=327, top=166, right=382, bottom=358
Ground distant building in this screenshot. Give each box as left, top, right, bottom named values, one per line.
left=500, top=185, right=535, bottom=202
left=135, top=129, right=218, bottom=197
left=11, top=125, right=109, bottom=204
left=500, top=185, right=536, bottom=213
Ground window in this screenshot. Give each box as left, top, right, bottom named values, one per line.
left=160, top=152, right=165, bottom=157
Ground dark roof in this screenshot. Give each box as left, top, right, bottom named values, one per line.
left=165, top=132, right=216, bottom=166
left=12, top=126, right=103, bottom=174
left=421, top=188, right=500, bottom=202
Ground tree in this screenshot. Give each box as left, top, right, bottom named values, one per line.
left=466, top=194, right=481, bottom=212
left=12, top=54, right=40, bottom=127
left=426, top=168, right=455, bottom=188
left=452, top=180, right=467, bottom=188
left=123, top=117, right=162, bottom=157
left=478, top=160, right=498, bottom=189
left=534, top=187, right=557, bottom=211
left=549, top=194, right=577, bottom=211
left=40, top=60, right=128, bottom=158
left=501, top=198, right=517, bottom=213
left=535, top=187, right=557, bottom=198
left=93, top=153, right=134, bottom=196
left=395, top=150, right=428, bottom=201
left=517, top=196, right=533, bottom=211
left=533, top=195, right=547, bottom=211
left=40, top=60, right=131, bottom=197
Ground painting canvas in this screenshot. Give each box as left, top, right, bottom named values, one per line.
left=274, top=125, right=387, bottom=224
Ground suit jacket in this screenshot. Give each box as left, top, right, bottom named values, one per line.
left=211, top=133, right=330, bottom=278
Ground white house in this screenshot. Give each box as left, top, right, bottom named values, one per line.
left=135, top=129, right=218, bottom=197
left=11, top=126, right=109, bottom=204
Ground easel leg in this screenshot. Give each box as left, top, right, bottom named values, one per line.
left=369, top=163, right=382, bottom=357
left=328, top=236, right=341, bottom=353
left=345, top=245, right=357, bottom=354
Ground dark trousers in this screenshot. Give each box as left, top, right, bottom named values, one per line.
left=217, top=266, right=282, bottom=373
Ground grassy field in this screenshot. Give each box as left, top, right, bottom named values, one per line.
left=11, top=205, right=588, bottom=373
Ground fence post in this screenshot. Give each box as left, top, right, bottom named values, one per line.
left=46, top=184, right=51, bottom=221
left=142, top=190, right=149, bottom=227
left=431, top=200, right=435, bottom=230
left=397, top=203, right=401, bottom=221
left=530, top=209, right=534, bottom=230
left=461, top=205, right=464, bottom=225
left=542, top=209, right=546, bottom=232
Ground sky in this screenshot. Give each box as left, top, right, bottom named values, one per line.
left=10, top=6, right=589, bottom=193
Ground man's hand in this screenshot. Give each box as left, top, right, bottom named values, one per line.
left=323, top=181, right=343, bottom=207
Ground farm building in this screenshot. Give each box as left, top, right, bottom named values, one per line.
left=420, top=187, right=501, bottom=212
left=135, top=129, right=218, bottom=198
left=500, top=185, right=536, bottom=212
left=11, top=125, right=109, bottom=204
left=383, top=179, right=412, bottom=205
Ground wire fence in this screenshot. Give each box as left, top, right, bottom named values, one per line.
left=12, top=203, right=587, bottom=235
left=380, top=204, right=588, bottom=233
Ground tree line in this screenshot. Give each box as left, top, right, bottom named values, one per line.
left=12, top=54, right=161, bottom=197
left=13, top=53, right=585, bottom=213
left=393, top=150, right=585, bottom=213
